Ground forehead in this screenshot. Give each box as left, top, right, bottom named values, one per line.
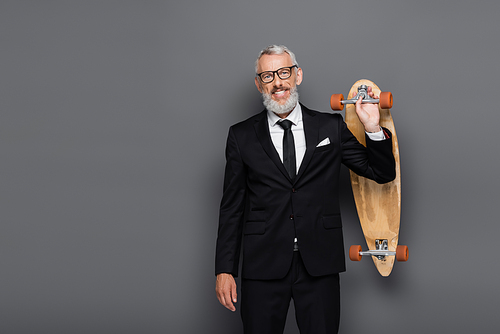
left=257, top=53, right=294, bottom=72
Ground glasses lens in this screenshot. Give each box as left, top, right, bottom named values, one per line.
left=277, top=67, right=292, bottom=79
left=260, top=72, right=274, bottom=83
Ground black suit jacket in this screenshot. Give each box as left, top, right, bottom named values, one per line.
left=215, top=104, right=395, bottom=280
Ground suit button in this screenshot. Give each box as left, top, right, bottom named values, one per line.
left=292, top=188, right=296, bottom=193
left=289, top=214, right=294, bottom=220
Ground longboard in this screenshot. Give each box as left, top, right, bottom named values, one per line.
left=331, top=79, right=407, bottom=277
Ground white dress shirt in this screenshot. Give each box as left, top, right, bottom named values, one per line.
left=267, top=103, right=307, bottom=172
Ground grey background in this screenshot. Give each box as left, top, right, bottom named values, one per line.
left=1, top=1, right=499, bottom=333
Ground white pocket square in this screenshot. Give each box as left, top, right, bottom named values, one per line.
left=316, top=137, right=330, bottom=147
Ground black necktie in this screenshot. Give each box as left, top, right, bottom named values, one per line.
left=278, top=120, right=296, bottom=179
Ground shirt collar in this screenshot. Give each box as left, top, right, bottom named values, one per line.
left=267, top=102, right=302, bottom=127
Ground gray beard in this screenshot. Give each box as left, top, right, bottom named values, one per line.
left=262, top=86, right=299, bottom=115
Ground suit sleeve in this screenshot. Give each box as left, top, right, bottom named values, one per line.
left=215, top=126, right=247, bottom=277
left=340, top=120, right=396, bottom=184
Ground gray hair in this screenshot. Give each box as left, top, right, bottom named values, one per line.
left=255, top=45, right=299, bottom=73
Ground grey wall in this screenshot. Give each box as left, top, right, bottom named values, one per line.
left=2, top=1, right=499, bottom=333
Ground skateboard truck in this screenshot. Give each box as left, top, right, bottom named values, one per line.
left=363, top=239, right=392, bottom=260
left=349, top=240, right=409, bottom=262
left=330, top=85, right=393, bottom=111
left=342, top=85, right=380, bottom=105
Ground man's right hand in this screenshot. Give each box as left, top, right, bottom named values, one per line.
left=216, top=273, right=237, bottom=312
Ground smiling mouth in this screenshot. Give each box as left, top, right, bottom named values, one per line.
left=272, top=88, right=289, bottom=97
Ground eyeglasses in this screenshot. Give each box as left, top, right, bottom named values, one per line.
left=257, top=65, right=298, bottom=84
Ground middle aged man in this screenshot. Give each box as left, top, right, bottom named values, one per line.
left=215, top=45, right=395, bottom=334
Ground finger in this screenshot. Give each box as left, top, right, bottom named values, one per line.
left=231, top=281, right=237, bottom=304
left=224, top=290, right=236, bottom=311
left=218, top=288, right=234, bottom=311
left=216, top=286, right=226, bottom=305
left=365, top=86, right=371, bottom=98
left=367, top=86, right=375, bottom=99
left=355, top=93, right=362, bottom=106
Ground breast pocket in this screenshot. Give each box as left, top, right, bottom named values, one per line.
left=322, top=214, right=342, bottom=229
left=314, top=144, right=334, bottom=153
left=244, top=208, right=267, bottom=235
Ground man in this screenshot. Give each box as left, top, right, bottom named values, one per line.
left=215, top=45, right=395, bottom=334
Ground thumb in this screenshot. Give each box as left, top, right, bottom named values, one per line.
left=355, top=93, right=362, bottom=106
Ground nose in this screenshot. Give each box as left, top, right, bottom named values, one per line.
left=274, top=75, right=283, bottom=87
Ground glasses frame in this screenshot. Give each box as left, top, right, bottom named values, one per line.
left=257, top=65, right=298, bottom=84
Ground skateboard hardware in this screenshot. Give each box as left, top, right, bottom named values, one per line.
left=359, top=239, right=394, bottom=260
left=330, top=84, right=393, bottom=111
left=341, top=85, right=379, bottom=105
left=350, top=242, right=408, bottom=263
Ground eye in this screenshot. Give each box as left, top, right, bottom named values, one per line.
left=261, top=72, right=273, bottom=81
left=279, top=69, right=290, bottom=76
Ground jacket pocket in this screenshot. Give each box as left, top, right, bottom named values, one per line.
left=314, top=144, right=334, bottom=153
left=322, top=214, right=342, bottom=229
left=244, top=221, right=266, bottom=235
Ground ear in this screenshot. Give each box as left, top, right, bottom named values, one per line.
left=255, top=77, right=263, bottom=93
left=295, top=67, right=303, bottom=86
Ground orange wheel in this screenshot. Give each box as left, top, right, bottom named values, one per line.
left=379, top=91, right=393, bottom=109
left=349, top=245, right=362, bottom=261
left=396, top=245, right=409, bottom=262
left=330, top=94, right=344, bottom=111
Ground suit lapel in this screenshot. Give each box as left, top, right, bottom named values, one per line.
left=254, top=111, right=291, bottom=180
left=294, top=105, right=319, bottom=184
